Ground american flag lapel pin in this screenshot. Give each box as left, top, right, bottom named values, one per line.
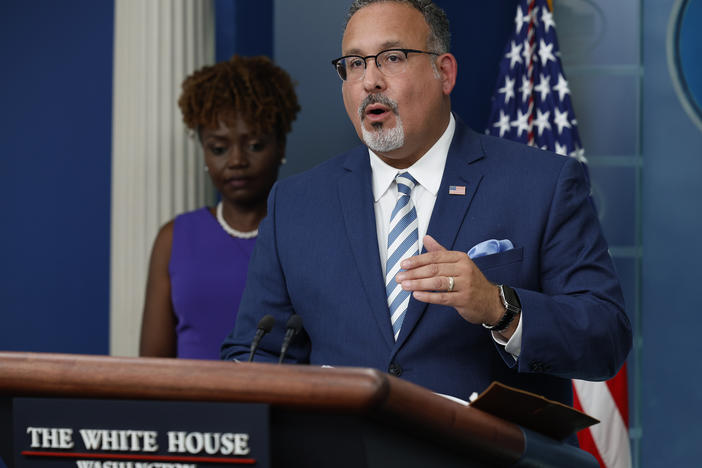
left=448, top=185, right=466, bottom=196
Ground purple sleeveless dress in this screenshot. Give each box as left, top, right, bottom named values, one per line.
left=169, top=207, right=256, bottom=359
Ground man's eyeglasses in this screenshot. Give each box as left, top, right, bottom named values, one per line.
left=331, top=48, right=440, bottom=82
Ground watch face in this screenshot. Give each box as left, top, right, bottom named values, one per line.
left=486, top=285, right=521, bottom=331
left=503, top=285, right=521, bottom=309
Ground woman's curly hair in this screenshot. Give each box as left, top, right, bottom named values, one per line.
left=178, top=55, right=300, bottom=141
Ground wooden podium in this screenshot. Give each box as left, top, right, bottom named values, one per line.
left=0, top=352, right=596, bottom=468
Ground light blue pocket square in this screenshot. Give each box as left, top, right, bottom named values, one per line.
left=467, top=239, right=514, bottom=259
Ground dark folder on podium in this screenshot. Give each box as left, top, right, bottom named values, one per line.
left=470, top=381, right=598, bottom=441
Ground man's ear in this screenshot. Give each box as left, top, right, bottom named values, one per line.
left=436, top=53, right=457, bottom=96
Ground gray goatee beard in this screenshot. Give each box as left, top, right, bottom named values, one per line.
left=358, top=95, right=405, bottom=153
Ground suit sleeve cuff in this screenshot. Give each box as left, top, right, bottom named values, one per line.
left=491, top=314, right=523, bottom=361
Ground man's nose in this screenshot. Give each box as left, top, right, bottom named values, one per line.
left=362, top=58, right=386, bottom=91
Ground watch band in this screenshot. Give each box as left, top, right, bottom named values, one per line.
left=482, top=284, right=522, bottom=332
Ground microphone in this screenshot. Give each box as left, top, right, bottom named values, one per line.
left=248, top=314, right=275, bottom=362
left=278, top=315, right=303, bottom=364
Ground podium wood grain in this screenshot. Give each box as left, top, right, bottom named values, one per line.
left=0, top=352, right=524, bottom=466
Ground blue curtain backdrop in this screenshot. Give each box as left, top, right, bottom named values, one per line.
left=215, top=0, right=273, bottom=61
left=0, top=0, right=113, bottom=354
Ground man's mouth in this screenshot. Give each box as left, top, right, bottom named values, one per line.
left=358, top=94, right=399, bottom=128
left=364, top=104, right=391, bottom=122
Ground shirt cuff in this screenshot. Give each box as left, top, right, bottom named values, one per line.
left=491, top=314, right=523, bottom=361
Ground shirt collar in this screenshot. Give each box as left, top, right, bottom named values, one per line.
left=370, top=113, right=456, bottom=202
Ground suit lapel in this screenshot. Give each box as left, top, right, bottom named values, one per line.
left=425, top=126, right=485, bottom=252
left=395, top=120, right=486, bottom=347
left=338, top=147, right=396, bottom=348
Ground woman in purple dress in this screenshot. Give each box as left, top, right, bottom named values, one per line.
left=139, top=56, right=300, bottom=359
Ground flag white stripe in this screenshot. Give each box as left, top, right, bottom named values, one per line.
left=573, top=380, right=632, bottom=468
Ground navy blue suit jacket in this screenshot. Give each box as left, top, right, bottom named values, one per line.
left=221, top=118, right=632, bottom=406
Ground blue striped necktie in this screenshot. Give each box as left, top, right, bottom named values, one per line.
left=385, top=172, right=420, bottom=341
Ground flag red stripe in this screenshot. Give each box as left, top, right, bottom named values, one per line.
left=605, top=365, right=629, bottom=425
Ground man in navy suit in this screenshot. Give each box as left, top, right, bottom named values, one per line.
left=221, top=0, right=632, bottom=407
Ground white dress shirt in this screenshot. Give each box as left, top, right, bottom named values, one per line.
left=370, top=115, right=455, bottom=274
left=368, top=113, right=522, bottom=358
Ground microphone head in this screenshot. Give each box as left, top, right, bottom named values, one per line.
left=257, top=314, right=275, bottom=333
left=285, top=314, right=303, bottom=334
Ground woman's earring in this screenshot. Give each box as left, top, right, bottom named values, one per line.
left=280, top=158, right=287, bottom=165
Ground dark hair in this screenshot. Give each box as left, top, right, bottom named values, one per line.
left=345, top=0, right=450, bottom=53
left=178, top=55, right=300, bottom=142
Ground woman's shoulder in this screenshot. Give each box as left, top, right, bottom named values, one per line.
left=174, top=206, right=212, bottom=223
left=171, top=206, right=215, bottom=232
left=170, top=206, right=224, bottom=248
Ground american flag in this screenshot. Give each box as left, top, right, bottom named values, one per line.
left=448, top=185, right=466, bottom=195
left=485, top=0, right=585, bottom=163
left=485, top=1, right=631, bottom=467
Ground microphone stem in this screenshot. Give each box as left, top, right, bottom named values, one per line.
left=248, top=329, right=264, bottom=362
left=278, top=330, right=294, bottom=364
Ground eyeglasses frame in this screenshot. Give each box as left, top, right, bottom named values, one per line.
left=331, top=48, right=440, bottom=81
